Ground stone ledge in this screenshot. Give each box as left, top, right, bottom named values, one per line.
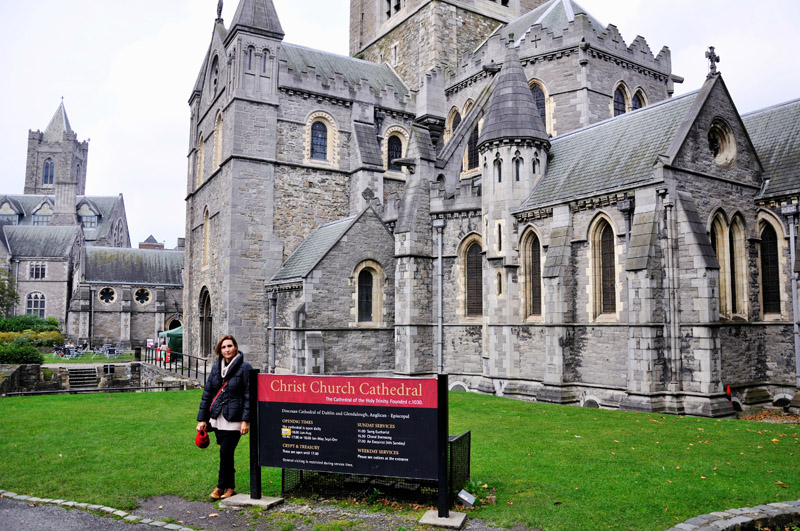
left=666, top=499, right=800, bottom=531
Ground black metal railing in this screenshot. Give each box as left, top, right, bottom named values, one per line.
left=143, top=347, right=208, bottom=384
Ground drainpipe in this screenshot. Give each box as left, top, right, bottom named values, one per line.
left=432, top=218, right=446, bottom=374
left=268, top=290, right=277, bottom=374
left=780, top=204, right=800, bottom=388
left=90, top=285, right=95, bottom=346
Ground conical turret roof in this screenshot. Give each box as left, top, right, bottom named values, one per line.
left=228, top=0, right=284, bottom=42
left=478, top=43, right=548, bottom=148
left=44, top=101, right=73, bottom=142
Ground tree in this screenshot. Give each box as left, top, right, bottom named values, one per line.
left=0, top=268, right=19, bottom=318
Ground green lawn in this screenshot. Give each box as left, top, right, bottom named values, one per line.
left=0, top=391, right=797, bottom=530
left=43, top=352, right=136, bottom=364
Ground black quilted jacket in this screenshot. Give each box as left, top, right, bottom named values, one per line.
left=197, top=353, right=252, bottom=426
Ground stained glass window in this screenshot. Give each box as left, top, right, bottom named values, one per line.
left=311, top=121, right=328, bottom=160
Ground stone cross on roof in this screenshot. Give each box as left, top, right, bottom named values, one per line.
left=705, top=46, right=720, bottom=77
left=217, top=0, right=223, bottom=20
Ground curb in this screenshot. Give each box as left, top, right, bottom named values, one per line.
left=666, top=499, right=800, bottom=531
left=0, top=488, right=205, bottom=531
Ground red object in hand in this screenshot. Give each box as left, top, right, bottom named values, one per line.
left=195, top=429, right=210, bottom=448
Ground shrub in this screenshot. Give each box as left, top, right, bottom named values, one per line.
left=0, top=340, right=44, bottom=364
left=0, top=315, right=60, bottom=333
left=0, top=331, right=64, bottom=348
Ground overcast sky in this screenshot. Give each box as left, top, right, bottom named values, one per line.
left=0, top=0, right=796, bottom=249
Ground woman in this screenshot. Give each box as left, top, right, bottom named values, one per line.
left=196, top=335, right=251, bottom=500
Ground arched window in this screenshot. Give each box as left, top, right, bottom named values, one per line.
left=213, top=113, right=223, bottom=169
left=532, top=153, right=540, bottom=175
left=199, top=288, right=213, bottom=357
left=210, top=55, right=220, bottom=95
left=760, top=223, right=780, bottom=314
left=452, top=112, right=461, bottom=132
left=358, top=269, right=374, bottom=322
left=530, top=84, right=546, bottom=124
left=262, top=49, right=269, bottom=73
left=310, top=121, right=328, bottom=160
left=729, top=216, right=747, bottom=316
left=202, top=208, right=210, bottom=268
left=494, top=153, right=502, bottom=183
left=613, top=87, right=627, bottom=117
left=196, top=134, right=205, bottom=187
left=466, top=241, right=483, bottom=316
left=467, top=125, right=479, bottom=170
left=247, top=47, right=254, bottom=71
left=632, top=91, right=645, bottom=110
left=26, top=292, right=45, bottom=318
left=387, top=135, right=403, bottom=171
left=593, top=219, right=616, bottom=316
left=514, top=151, right=522, bottom=182
left=43, top=158, right=54, bottom=185
left=526, top=233, right=542, bottom=317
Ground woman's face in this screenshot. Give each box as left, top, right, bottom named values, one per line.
left=220, top=339, right=237, bottom=362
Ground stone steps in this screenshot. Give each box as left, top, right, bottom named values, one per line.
left=68, top=368, right=98, bottom=389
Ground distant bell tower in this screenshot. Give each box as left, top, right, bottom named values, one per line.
left=24, top=101, right=89, bottom=196
left=349, top=0, right=544, bottom=88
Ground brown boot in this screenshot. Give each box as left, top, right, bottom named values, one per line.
left=210, top=487, right=223, bottom=500
left=220, top=488, right=236, bottom=499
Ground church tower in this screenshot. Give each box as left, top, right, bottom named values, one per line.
left=184, top=0, right=285, bottom=364
left=349, top=0, right=544, bottom=88
left=24, top=101, right=89, bottom=196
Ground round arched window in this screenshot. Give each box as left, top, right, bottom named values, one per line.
left=99, top=287, right=116, bottom=304
left=135, top=288, right=151, bottom=305
left=707, top=118, right=737, bottom=168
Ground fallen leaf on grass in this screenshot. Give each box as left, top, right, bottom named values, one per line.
left=667, top=480, right=672, bottom=484
left=481, top=484, right=488, bottom=489
left=507, top=501, right=514, bottom=505
left=771, top=438, right=780, bottom=443
left=700, top=476, right=707, bottom=480
left=775, top=482, right=789, bottom=489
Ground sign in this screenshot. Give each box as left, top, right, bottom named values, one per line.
left=257, top=374, right=439, bottom=480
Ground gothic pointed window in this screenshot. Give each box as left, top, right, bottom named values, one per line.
left=613, top=87, right=627, bottom=117
left=467, top=125, right=479, bottom=170
left=358, top=269, right=374, bottom=322
left=514, top=152, right=522, bottom=182
left=311, top=121, right=328, bottom=160
left=530, top=84, right=546, bottom=124
left=388, top=135, right=403, bottom=171
left=199, top=288, right=213, bottom=357
left=213, top=113, right=223, bottom=169
left=466, top=241, right=483, bottom=316
left=632, top=91, right=644, bottom=110
left=451, top=112, right=461, bottom=132
left=26, top=292, right=45, bottom=318
left=196, top=134, right=205, bottom=186
left=494, top=153, right=502, bottom=183
left=760, top=223, right=780, bottom=314
left=527, top=234, right=542, bottom=317
left=593, top=219, right=616, bottom=316
left=43, top=158, right=54, bottom=185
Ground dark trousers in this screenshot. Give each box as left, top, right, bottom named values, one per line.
left=214, top=430, right=242, bottom=490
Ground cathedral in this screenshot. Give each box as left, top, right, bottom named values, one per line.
left=183, top=0, right=800, bottom=417
left=0, top=102, right=184, bottom=348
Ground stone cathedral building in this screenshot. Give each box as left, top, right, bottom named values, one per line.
left=0, top=102, right=184, bottom=348
left=184, top=0, right=799, bottom=417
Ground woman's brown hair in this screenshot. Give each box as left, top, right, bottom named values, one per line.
left=214, top=334, right=239, bottom=358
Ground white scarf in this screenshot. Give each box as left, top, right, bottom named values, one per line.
left=220, top=353, right=240, bottom=379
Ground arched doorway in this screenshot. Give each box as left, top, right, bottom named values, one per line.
left=199, top=288, right=212, bottom=357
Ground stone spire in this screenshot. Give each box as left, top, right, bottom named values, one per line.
left=478, top=37, right=548, bottom=149
left=227, top=0, right=284, bottom=42
left=44, top=100, right=74, bottom=143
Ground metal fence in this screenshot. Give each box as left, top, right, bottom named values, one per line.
left=281, top=431, right=471, bottom=507
left=143, top=347, right=208, bottom=384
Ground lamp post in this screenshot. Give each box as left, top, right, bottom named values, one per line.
left=780, top=204, right=800, bottom=388
left=432, top=217, right=446, bottom=374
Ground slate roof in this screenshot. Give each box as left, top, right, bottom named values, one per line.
left=478, top=44, right=548, bottom=147
left=280, top=43, right=409, bottom=98
left=517, top=90, right=698, bottom=210
left=228, top=0, right=284, bottom=41
left=0, top=194, right=122, bottom=243
left=269, top=215, right=357, bottom=283
left=85, top=247, right=183, bottom=285
left=743, top=98, right=800, bottom=198
left=353, top=123, right=383, bottom=168
left=3, top=226, right=80, bottom=258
